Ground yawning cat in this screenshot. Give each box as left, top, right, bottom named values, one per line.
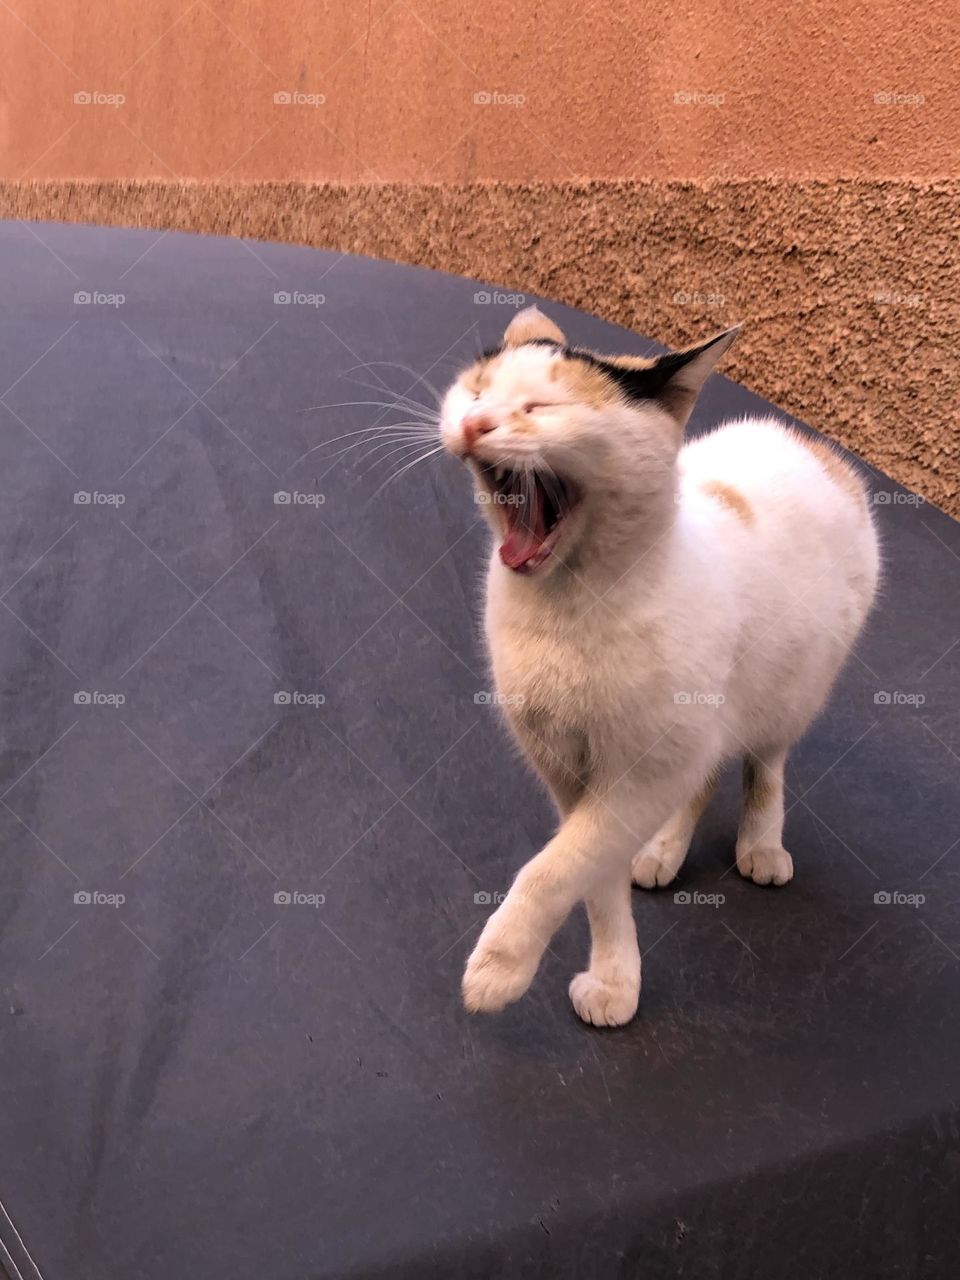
left=440, top=306, right=879, bottom=1026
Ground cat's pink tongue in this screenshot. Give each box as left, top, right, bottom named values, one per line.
left=499, top=487, right=547, bottom=572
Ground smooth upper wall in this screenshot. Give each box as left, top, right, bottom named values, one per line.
left=1, top=0, right=957, bottom=183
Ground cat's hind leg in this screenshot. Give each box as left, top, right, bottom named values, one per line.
left=736, top=747, right=794, bottom=885
left=631, top=770, right=719, bottom=888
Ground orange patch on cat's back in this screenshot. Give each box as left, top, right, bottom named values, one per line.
left=701, top=480, right=755, bottom=526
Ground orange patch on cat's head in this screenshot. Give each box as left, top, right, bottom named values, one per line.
left=555, top=355, right=624, bottom=408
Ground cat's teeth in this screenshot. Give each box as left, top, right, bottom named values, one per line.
left=494, top=467, right=506, bottom=485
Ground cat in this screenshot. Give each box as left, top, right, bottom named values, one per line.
left=439, top=306, right=880, bottom=1026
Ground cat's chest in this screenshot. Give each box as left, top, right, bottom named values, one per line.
left=487, top=624, right=599, bottom=798
left=487, top=614, right=619, bottom=715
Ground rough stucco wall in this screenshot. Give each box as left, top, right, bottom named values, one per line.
left=2, top=178, right=955, bottom=513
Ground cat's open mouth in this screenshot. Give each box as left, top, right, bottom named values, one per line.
left=477, top=463, right=580, bottom=574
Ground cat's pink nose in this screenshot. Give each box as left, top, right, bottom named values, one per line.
left=461, top=411, right=496, bottom=455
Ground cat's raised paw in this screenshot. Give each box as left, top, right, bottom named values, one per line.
left=568, top=971, right=639, bottom=1027
left=462, top=939, right=537, bottom=1014
left=737, top=844, right=794, bottom=886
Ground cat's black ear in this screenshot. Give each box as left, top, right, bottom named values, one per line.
left=503, top=306, right=566, bottom=348
left=601, top=325, right=741, bottom=427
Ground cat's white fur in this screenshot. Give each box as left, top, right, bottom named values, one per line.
left=440, top=308, right=879, bottom=1026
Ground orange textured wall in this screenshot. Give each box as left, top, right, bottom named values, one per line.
left=1, top=0, right=958, bottom=183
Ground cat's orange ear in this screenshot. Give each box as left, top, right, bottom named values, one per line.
left=502, top=306, right=566, bottom=348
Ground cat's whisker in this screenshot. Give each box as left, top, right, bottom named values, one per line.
left=389, top=442, right=447, bottom=477
left=324, top=438, right=437, bottom=471
left=297, top=424, right=437, bottom=466
left=324, top=435, right=438, bottom=474
left=342, top=376, right=440, bottom=420
left=354, top=435, right=440, bottom=471
left=297, top=399, right=437, bottom=418
left=341, top=390, right=439, bottom=426
left=369, top=444, right=446, bottom=500
left=309, top=423, right=436, bottom=449
left=341, top=361, right=443, bottom=406
left=359, top=438, right=441, bottom=474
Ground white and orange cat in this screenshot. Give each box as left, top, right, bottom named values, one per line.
left=439, top=306, right=879, bottom=1027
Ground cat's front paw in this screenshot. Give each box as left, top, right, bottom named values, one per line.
left=462, top=917, right=540, bottom=1014
left=568, top=970, right=640, bottom=1027
left=737, top=844, right=794, bottom=886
